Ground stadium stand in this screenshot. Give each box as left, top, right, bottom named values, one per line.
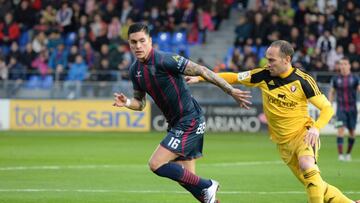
left=0, top=0, right=359, bottom=100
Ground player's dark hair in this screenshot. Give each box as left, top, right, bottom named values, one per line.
left=270, top=40, right=294, bottom=58
left=128, top=23, right=150, bottom=38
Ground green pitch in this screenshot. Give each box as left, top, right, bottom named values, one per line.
left=0, top=131, right=359, bottom=203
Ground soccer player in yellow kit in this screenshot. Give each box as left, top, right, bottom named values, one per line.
left=186, top=40, right=359, bottom=203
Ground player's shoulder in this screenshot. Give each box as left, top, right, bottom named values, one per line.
left=128, top=60, right=139, bottom=74
left=293, top=68, right=316, bottom=81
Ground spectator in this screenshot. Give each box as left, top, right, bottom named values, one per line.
left=107, top=16, right=122, bottom=42
left=347, top=43, right=360, bottom=71
left=120, top=0, right=134, bottom=24
left=31, top=50, right=49, bottom=77
left=47, top=31, right=64, bottom=51
left=41, top=5, right=57, bottom=26
left=64, top=54, right=88, bottom=99
left=316, top=30, right=336, bottom=55
left=251, top=12, right=266, bottom=46
left=80, top=41, right=96, bottom=70
left=0, top=12, right=21, bottom=46
left=234, top=15, right=252, bottom=47
left=48, top=43, right=68, bottom=71
left=56, top=2, right=74, bottom=34
left=14, top=0, right=36, bottom=31
left=8, top=56, right=26, bottom=81
left=0, top=0, right=12, bottom=20
left=19, top=43, right=36, bottom=70
left=32, top=31, right=49, bottom=53
left=93, top=58, right=115, bottom=96
left=90, top=14, right=108, bottom=51
left=196, top=7, right=214, bottom=44
left=68, top=45, right=79, bottom=65
left=327, top=45, right=344, bottom=71
left=0, top=56, right=8, bottom=81
left=7, top=41, right=21, bottom=63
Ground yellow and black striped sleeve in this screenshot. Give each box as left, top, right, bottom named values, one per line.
left=295, top=69, right=322, bottom=98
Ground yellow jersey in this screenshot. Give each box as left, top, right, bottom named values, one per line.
left=212, top=67, right=334, bottom=144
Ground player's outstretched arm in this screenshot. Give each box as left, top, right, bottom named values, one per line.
left=184, top=60, right=252, bottom=109
left=113, top=90, right=146, bottom=111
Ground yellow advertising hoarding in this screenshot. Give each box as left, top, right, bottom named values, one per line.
left=10, top=100, right=150, bottom=131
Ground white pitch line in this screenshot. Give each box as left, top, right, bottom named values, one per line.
left=0, top=159, right=359, bottom=171
left=0, top=161, right=283, bottom=171
left=0, top=189, right=359, bottom=195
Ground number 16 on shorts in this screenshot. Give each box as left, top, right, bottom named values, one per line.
left=168, top=137, right=181, bottom=149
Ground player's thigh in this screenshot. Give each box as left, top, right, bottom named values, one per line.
left=277, top=143, right=305, bottom=184
left=335, top=110, right=347, bottom=128
left=160, top=117, right=206, bottom=161
left=346, top=110, right=357, bottom=131
left=149, top=145, right=179, bottom=170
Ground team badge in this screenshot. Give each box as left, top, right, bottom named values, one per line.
left=290, top=85, right=296, bottom=92
left=175, top=130, right=184, bottom=137
left=238, top=71, right=250, bottom=81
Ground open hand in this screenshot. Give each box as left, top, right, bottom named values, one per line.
left=113, top=92, right=127, bottom=107
left=304, top=127, right=319, bottom=147
left=230, top=88, right=252, bottom=109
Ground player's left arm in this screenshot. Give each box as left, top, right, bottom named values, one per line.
left=184, top=60, right=252, bottom=108
left=305, top=95, right=334, bottom=147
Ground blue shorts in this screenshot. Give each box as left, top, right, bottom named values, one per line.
left=160, top=116, right=206, bottom=161
left=335, top=110, right=357, bottom=130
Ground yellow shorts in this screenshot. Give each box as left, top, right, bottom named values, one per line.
left=277, top=130, right=320, bottom=184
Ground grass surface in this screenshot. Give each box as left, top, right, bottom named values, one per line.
left=0, top=131, right=359, bottom=203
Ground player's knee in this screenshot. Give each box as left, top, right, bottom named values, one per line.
left=148, top=159, right=162, bottom=172
left=299, top=156, right=316, bottom=171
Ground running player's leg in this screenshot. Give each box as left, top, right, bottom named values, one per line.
left=297, top=140, right=353, bottom=203
left=149, top=117, right=216, bottom=203
left=279, top=136, right=354, bottom=203
left=176, top=159, right=204, bottom=202
left=336, top=111, right=346, bottom=160
left=148, top=145, right=211, bottom=190
left=345, top=111, right=357, bottom=161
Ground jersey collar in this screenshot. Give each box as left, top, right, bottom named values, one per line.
left=141, top=48, right=155, bottom=65
left=279, top=66, right=294, bottom=79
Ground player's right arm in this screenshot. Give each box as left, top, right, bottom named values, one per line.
left=184, top=61, right=252, bottom=108
left=113, top=90, right=146, bottom=111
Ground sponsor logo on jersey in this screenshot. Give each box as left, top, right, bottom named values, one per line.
left=238, top=71, right=250, bottom=81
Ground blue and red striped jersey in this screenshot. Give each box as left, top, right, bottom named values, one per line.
left=129, top=49, right=203, bottom=126
left=330, top=74, right=360, bottom=111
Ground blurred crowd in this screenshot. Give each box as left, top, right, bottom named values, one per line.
left=1, top=0, right=359, bottom=89
left=223, top=0, right=360, bottom=76
left=0, top=0, right=232, bottom=86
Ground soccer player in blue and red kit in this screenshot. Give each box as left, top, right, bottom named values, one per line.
left=328, top=57, right=360, bottom=161
left=112, top=23, right=251, bottom=203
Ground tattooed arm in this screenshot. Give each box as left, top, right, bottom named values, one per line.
left=184, top=61, right=252, bottom=108
left=113, top=90, right=146, bottom=111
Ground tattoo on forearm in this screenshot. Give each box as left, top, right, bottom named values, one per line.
left=184, top=61, right=233, bottom=95
left=183, top=61, right=203, bottom=76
